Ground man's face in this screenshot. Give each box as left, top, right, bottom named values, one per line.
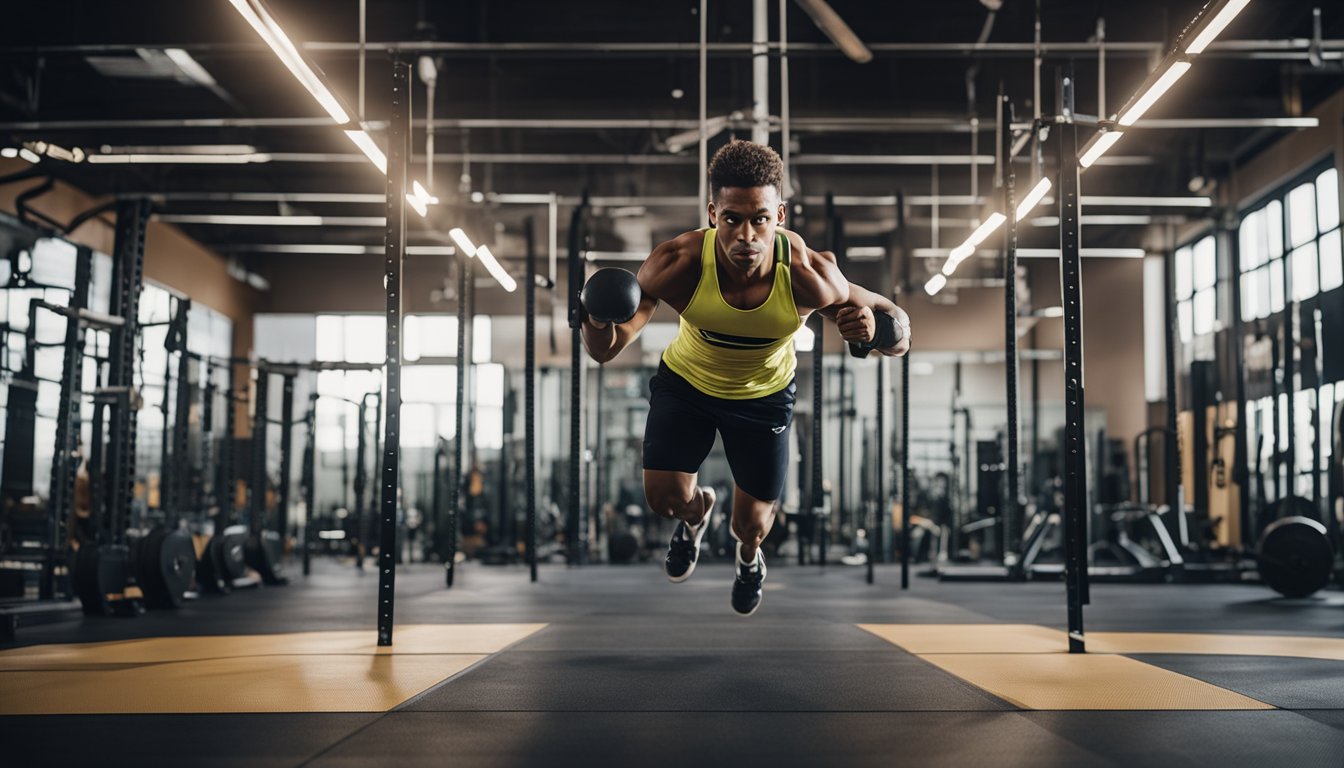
left=708, top=185, right=785, bottom=274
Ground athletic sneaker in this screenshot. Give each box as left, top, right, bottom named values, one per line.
left=731, top=543, right=767, bottom=616
left=665, top=490, right=713, bottom=583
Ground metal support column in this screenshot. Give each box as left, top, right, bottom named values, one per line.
left=1000, top=92, right=1024, bottom=575
left=106, top=199, right=150, bottom=544
left=250, top=370, right=269, bottom=538
left=525, top=217, right=539, bottom=582
left=567, top=195, right=590, bottom=565
left=377, top=60, right=409, bottom=646
left=45, top=247, right=93, bottom=599
left=277, top=374, right=295, bottom=540
left=901, top=353, right=911, bottom=590
left=1055, top=66, right=1089, bottom=653
left=811, top=310, right=826, bottom=567
left=302, top=391, right=317, bottom=576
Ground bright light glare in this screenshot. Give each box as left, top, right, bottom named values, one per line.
left=942, top=244, right=975, bottom=275
left=164, top=48, right=217, bottom=85
left=1118, top=61, right=1191, bottom=127
left=344, top=130, right=387, bottom=174
left=228, top=0, right=349, bottom=124
left=448, top=228, right=477, bottom=258
left=1185, top=0, right=1252, bottom=55
left=925, top=274, right=948, bottom=295
left=475, top=246, right=518, bottom=292
left=966, top=212, right=1007, bottom=247
left=1015, top=178, right=1053, bottom=221
left=1079, top=131, right=1125, bottom=168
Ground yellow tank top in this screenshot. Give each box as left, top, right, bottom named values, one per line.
left=661, top=229, right=802, bottom=399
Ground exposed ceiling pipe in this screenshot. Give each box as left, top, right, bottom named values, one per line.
left=11, top=39, right=1341, bottom=59
left=3, top=115, right=1313, bottom=134
left=752, top=0, right=769, bottom=145
left=792, top=0, right=872, bottom=63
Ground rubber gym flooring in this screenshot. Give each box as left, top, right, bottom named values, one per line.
left=4, top=560, right=1344, bottom=767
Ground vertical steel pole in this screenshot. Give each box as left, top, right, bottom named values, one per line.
left=869, top=357, right=882, bottom=584
left=448, top=257, right=467, bottom=586
left=901, top=353, right=911, bottom=590
left=811, top=311, right=825, bottom=567
left=277, top=374, right=295, bottom=541
left=1056, top=65, right=1088, bottom=653
left=302, top=391, right=316, bottom=576
left=377, top=60, right=409, bottom=647
left=1000, top=92, right=1023, bottom=575
left=525, top=217, right=539, bottom=582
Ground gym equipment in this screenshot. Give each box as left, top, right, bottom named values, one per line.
left=1257, top=515, right=1333, bottom=598
left=134, top=527, right=195, bottom=609
left=580, top=267, right=640, bottom=325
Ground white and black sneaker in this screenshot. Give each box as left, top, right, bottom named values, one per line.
left=731, top=543, right=767, bottom=616
left=665, top=488, right=714, bottom=583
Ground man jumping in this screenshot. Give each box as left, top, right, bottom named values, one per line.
left=581, top=140, right=911, bottom=615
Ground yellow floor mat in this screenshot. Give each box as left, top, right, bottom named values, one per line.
left=919, top=653, right=1271, bottom=710
left=856, top=624, right=1343, bottom=710
left=1088, top=631, right=1344, bottom=662
left=0, top=623, right=545, bottom=715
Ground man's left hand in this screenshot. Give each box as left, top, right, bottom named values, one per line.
left=836, top=306, right=875, bottom=344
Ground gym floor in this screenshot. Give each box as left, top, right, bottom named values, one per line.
left=3, top=562, right=1343, bottom=767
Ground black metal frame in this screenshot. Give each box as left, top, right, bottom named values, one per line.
left=1000, top=91, right=1024, bottom=576
left=376, top=59, right=409, bottom=645
left=1055, top=66, right=1090, bottom=653
left=525, top=217, right=539, bottom=582
left=566, top=194, right=590, bottom=565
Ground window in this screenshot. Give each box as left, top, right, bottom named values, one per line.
left=1175, top=234, right=1218, bottom=343
left=1240, top=165, right=1341, bottom=322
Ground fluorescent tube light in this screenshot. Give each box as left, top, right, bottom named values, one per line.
left=1185, top=0, right=1253, bottom=55
left=1118, top=61, right=1191, bottom=127
left=85, top=152, right=271, bottom=164
left=1079, top=130, right=1125, bottom=168
left=942, top=243, right=975, bottom=275
left=406, top=193, right=428, bottom=217
left=1081, top=196, right=1211, bottom=208
left=0, top=148, right=17, bottom=158
left=99, top=144, right=258, bottom=155
left=924, top=273, right=948, bottom=296
left=475, top=245, right=517, bottom=292
left=228, top=0, right=349, bottom=124
left=1015, top=178, right=1052, bottom=222
left=794, top=0, right=873, bottom=63
left=164, top=48, right=218, bottom=86
left=966, top=212, right=1007, bottom=247
left=448, top=228, right=477, bottom=258
left=18, top=148, right=40, bottom=164
left=344, top=130, right=387, bottom=174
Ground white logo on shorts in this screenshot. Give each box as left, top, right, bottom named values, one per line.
left=771, top=425, right=786, bottom=434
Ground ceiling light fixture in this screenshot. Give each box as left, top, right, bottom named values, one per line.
left=344, top=129, right=387, bottom=174
left=17, top=148, right=41, bottom=164
left=475, top=245, right=517, bottom=292
left=1079, top=130, right=1125, bottom=168
left=1117, top=61, right=1191, bottom=126
left=227, top=0, right=350, bottom=124
left=1014, top=178, right=1052, bottom=222
left=1184, top=0, right=1253, bottom=55
left=448, top=228, right=477, bottom=258
left=925, top=274, right=948, bottom=296
left=163, top=48, right=218, bottom=86
left=794, top=0, right=873, bottom=63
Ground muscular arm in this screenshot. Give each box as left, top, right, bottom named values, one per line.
left=580, top=232, right=698, bottom=364
left=818, top=283, right=912, bottom=357
left=779, top=228, right=910, bottom=357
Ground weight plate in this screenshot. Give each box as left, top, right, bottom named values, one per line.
left=1258, top=514, right=1333, bottom=598
left=156, top=529, right=196, bottom=608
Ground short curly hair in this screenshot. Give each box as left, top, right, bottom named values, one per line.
left=707, top=140, right=784, bottom=199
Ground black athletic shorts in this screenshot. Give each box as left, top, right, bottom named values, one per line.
left=642, top=360, right=796, bottom=502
